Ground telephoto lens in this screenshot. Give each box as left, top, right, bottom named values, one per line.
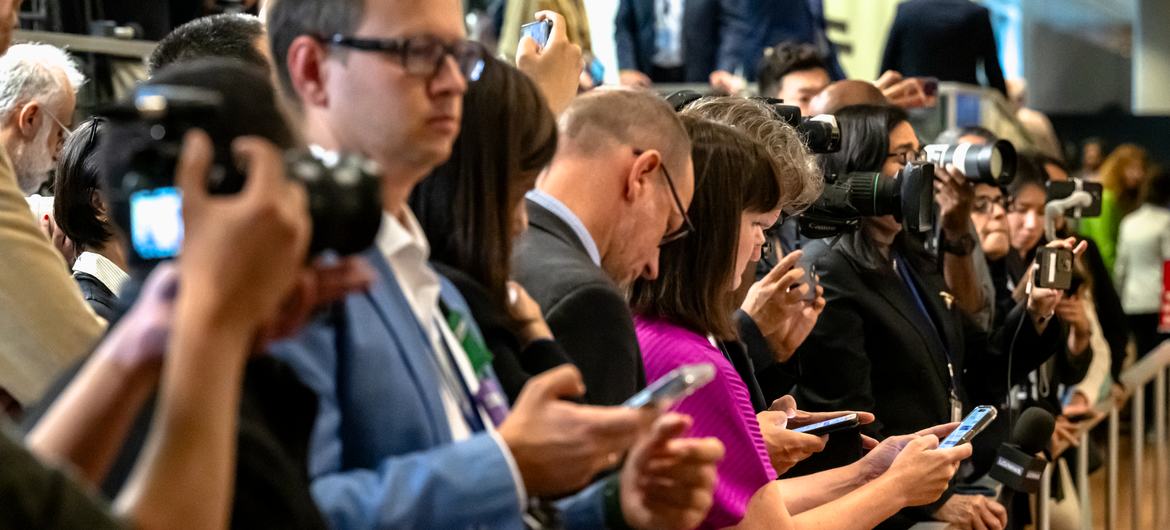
left=797, top=162, right=936, bottom=239
left=923, top=139, right=1017, bottom=185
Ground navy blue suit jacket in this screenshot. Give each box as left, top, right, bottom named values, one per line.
left=880, top=0, right=1007, bottom=95
left=747, top=0, right=845, bottom=80
left=271, top=247, right=607, bottom=529
left=614, top=0, right=753, bottom=82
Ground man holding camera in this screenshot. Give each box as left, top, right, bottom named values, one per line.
left=267, top=0, right=722, bottom=528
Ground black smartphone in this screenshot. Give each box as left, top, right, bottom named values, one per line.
left=1035, top=247, right=1075, bottom=291
left=938, top=405, right=998, bottom=449
left=1065, top=411, right=1095, bottom=423
left=1047, top=180, right=1103, bottom=218
left=792, top=413, right=860, bottom=436
left=520, top=20, right=553, bottom=49
left=623, top=363, right=715, bottom=409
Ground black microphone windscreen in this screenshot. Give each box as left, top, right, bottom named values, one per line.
left=1013, top=407, right=1056, bottom=454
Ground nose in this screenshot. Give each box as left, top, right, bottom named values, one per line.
left=430, top=54, right=468, bottom=97
left=640, top=248, right=660, bottom=281
left=991, top=202, right=1006, bottom=221
left=1023, top=210, right=1039, bottom=230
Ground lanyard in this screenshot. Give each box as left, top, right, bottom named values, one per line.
left=893, top=254, right=963, bottom=421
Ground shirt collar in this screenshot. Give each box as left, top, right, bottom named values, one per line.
left=526, top=189, right=601, bottom=266
left=376, top=207, right=431, bottom=264
left=72, top=251, right=129, bottom=297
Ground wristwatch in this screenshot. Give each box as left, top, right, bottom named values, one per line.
left=938, top=233, right=977, bottom=256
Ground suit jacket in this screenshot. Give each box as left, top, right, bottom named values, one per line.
left=73, top=272, right=119, bottom=323
left=513, top=199, right=646, bottom=406
left=614, top=0, right=753, bottom=82
left=271, top=247, right=608, bottom=529
left=746, top=0, right=845, bottom=80
left=879, top=0, right=1007, bottom=95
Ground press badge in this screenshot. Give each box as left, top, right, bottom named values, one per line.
left=950, top=397, right=963, bottom=423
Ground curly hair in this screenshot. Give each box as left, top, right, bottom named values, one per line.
left=680, top=96, right=822, bottom=214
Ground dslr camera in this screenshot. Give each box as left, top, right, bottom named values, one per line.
left=797, top=162, right=937, bottom=239
left=922, top=140, right=1017, bottom=184
left=103, top=84, right=383, bottom=262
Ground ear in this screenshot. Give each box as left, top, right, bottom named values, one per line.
left=287, top=35, right=331, bottom=109
left=16, top=101, right=41, bottom=139
left=623, top=149, right=662, bottom=203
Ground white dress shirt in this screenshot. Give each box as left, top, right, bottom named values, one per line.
left=72, top=251, right=129, bottom=297
left=375, top=208, right=526, bottom=507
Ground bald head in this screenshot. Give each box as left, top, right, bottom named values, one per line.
left=809, top=80, right=887, bottom=115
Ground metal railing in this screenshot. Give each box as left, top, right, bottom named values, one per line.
left=1037, top=340, right=1170, bottom=530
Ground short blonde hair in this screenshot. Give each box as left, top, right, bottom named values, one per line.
left=558, top=87, right=691, bottom=179
left=682, top=97, right=822, bottom=214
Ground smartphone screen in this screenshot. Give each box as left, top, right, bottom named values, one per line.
left=938, top=405, right=997, bottom=449
left=623, top=363, right=715, bottom=409
left=130, top=186, right=184, bottom=260
left=520, top=20, right=552, bottom=49
left=792, top=413, right=859, bottom=435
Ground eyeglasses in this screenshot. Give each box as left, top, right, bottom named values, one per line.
left=46, top=110, right=72, bottom=137
left=972, top=194, right=1006, bottom=214
left=886, top=148, right=924, bottom=165
left=634, top=148, right=694, bottom=246
left=320, top=34, right=486, bottom=82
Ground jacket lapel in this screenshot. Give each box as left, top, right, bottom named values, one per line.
left=361, top=248, right=453, bottom=442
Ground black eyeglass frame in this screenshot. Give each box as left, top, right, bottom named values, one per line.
left=318, top=33, right=486, bottom=80
left=633, top=148, right=694, bottom=246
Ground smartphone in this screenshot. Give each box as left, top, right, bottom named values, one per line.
left=792, top=413, right=860, bottom=436
left=586, top=57, right=606, bottom=86
left=1065, top=411, right=1095, bottom=423
left=1047, top=180, right=1103, bottom=218
left=1035, top=247, right=1074, bottom=291
left=938, top=405, right=998, bottom=449
left=520, top=20, right=553, bottom=49
left=623, top=363, right=715, bottom=409
left=130, top=186, right=184, bottom=260
left=785, top=261, right=819, bottom=302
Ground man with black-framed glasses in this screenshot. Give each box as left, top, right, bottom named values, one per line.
left=514, top=88, right=696, bottom=408
left=267, top=1, right=720, bottom=529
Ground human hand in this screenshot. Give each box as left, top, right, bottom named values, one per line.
left=757, top=409, right=826, bottom=474
left=742, top=250, right=826, bottom=361
left=771, top=395, right=876, bottom=430
left=38, top=213, right=79, bottom=268
left=256, top=256, right=375, bottom=348
left=498, top=364, right=657, bottom=496
left=619, top=413, right=724, bottom=530
left=933, top=493, right=1007, bottom=530
left=516, top=11, right=583, bottom=116
left=1055, top=296, right=1091, bottom=353
left=709, top=70, right=745, bottom=95
left=934, top=165, right=974, bottom=235
left=1049, top=415, right=1083, bottom=458
left=855, top=422, right=957, bottom=482
left=505, top=281, right=553, bottom=345
left=619, top=69, right=652, bottom=88
left=884, top=435, right=970, bottom=507
left=97, top=263, right=181, bottom=370
left=1026, top=237, right=1088, bottom=322
left=175, top=130, right=310, bottom=335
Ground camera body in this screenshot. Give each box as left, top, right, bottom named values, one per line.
left=1035, top=247, right=1075, bottom=291
left=922, top=140, right=1017, bottom=185
left=798, top=162, right=937, bottom=239
left=104, top=84, right=383, bottom=263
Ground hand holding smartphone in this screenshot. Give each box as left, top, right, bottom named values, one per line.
left=792, top=413, right=860, bottom=436
left=937, top=405, right=997, bottom=449
left=520, top=19, right=553, bottom=49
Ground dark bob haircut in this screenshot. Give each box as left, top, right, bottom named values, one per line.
left=630, top=115, right=781, bottom=340
left=410, top=55, right=558, bottom=309
left=54, top=118, right=111, bottom=250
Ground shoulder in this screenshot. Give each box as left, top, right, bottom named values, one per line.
left=635, top=317, right=723, bottom=367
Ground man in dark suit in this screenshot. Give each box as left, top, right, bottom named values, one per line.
left=746, top=0, right=845, bottom=82
left=614, top=0, right=752, bottom=91
left=513, top=89, right=695, bottom=407
left=880, top=0, right=1007, bottom=95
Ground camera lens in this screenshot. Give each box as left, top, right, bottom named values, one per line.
left=923, top=139, right=1016, bottom=185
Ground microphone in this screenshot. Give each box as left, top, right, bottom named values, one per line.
left=992, top=407, right=1055, bottom=508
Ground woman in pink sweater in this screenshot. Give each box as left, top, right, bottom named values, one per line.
left=629, top=115, right=972, bottom=529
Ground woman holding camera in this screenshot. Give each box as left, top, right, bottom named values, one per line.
left=630, top=114, right=971, bottom=530
left=792, top=104, right=1076, bottom=529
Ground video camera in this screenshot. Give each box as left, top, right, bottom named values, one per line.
left=797, top=162, right=937, bottom=239
left=103, top=84, right=384, bottom=263
left=663, top=91, right=840, bottom=154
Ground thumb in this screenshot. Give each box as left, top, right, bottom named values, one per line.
left=516, top=35, right=540, bottom=63
left=909, top=434, right=940, bottom=451
left=646, top=412, right=692, bottom=447
left=770, top=395, right=798, bottom=416
left=175, top=129, right=214, bottom=207
left=526, top=364, right=586, bottom=401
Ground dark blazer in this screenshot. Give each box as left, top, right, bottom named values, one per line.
left=879, top=0, right=1007, bottom=95
left=72, top=272, right=119, bottom=323
left=614, top=0, right=753, bottom=82
left=431, top=261, right=572, bottom=403
left=512, top=199, right=646, bottom=406
left=747, top=0, right=845, bottom=80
